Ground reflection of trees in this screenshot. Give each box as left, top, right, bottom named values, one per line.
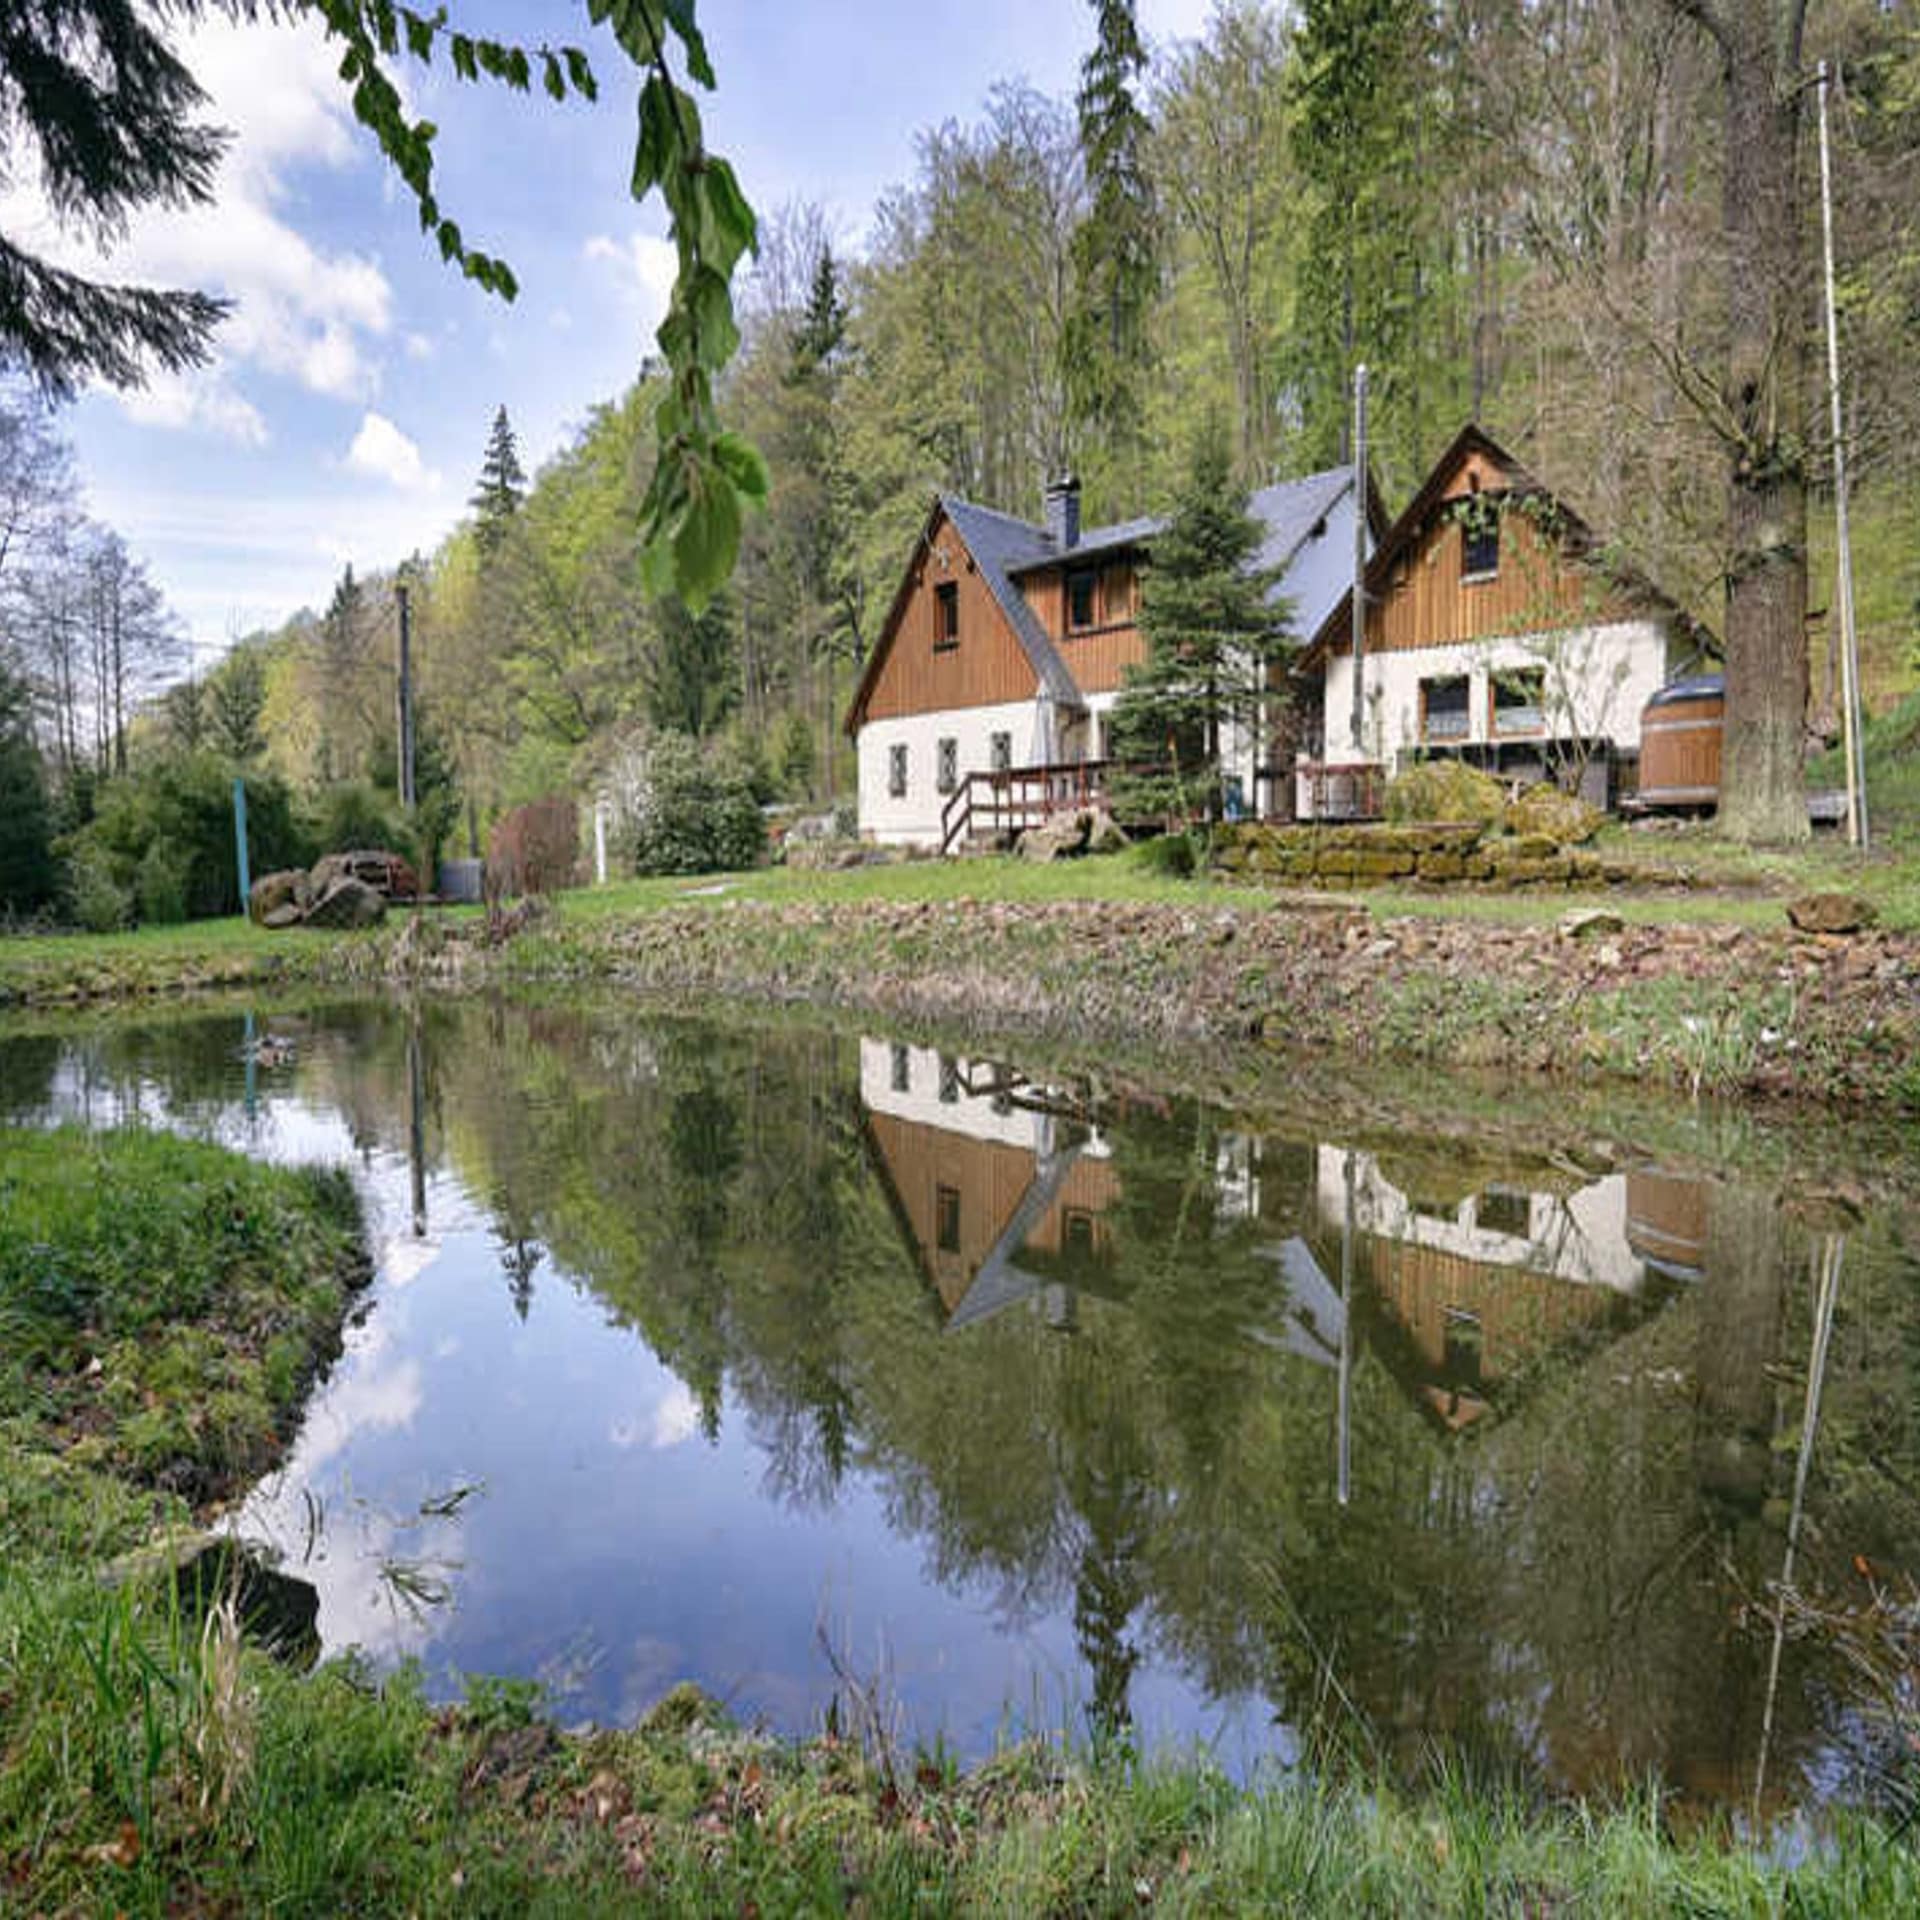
left=52, top=997, right=1915, bottom=1817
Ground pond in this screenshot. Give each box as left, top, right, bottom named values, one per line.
left=4, top=996, right=1917, bottom=1828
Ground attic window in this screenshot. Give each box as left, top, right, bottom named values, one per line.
left=935, top=581, right=960, bottom=650
left=1461, top=511, right=1500, bottom=581
left=1066, top=567, right=1099, bottom=633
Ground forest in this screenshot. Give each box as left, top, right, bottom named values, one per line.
left=2, top=0, right=1918, bottom=922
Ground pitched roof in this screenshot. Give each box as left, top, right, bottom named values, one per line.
left=1298, top=422, right=1708, bottom=668
left=938, top=497, right=1082, bottom=707
left=844, top=466, right=1383, bottom=735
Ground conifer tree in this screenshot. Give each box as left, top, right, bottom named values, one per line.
left=470, top=405, right=527, bottom=555
left=1067, top=0, right=1157, bottom=458
left=1109, top=423, right=1288, bottom=824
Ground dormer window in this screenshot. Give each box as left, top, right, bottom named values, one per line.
left=935, top=581, right=960, bottom=650
left=1066, top=567, right=1099, bottom=633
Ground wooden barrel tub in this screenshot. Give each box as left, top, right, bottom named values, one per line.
left=1637, top=673, right=1723, bottom=808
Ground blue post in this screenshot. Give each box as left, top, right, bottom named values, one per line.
left=232, top=777, right=251, bottom=912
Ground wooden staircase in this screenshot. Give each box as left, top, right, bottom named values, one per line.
left=940, top=760, right=1113, bottom=855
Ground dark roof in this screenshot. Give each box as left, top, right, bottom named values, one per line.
left=1246, top=467, right=1363, bottom=576
left=1002, top=512, right=1162, bottom=575
left=1645, top=673, right=1723, bottom=709
left=938, top=497, right=1081, bottom=707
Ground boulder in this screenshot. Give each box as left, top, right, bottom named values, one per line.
left=1085, top=809, right=1131, bottom=855
left=1786, top=892, right=1879, bottom=935
left=1505, top=782, right=1605, bottom=846
left=1383, top=761, right=1507, bottom=829
left=311, top=848, right=419, bottom=901
left=261, top=902, right=305, bottom=931
left=301, top=876, right=387, bottom=930
left=1018, top=812, right=1092, bottom=863
left=248, top=869, right=308, bottom=925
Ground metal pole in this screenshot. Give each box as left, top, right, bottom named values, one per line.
left=231, top=776, right=250, bottom=909
left=1815, top=64, right=1869, bottom=848
left=1348, top=365, right=1369, bottom=755
left=396, top=578, right=416, bottom=811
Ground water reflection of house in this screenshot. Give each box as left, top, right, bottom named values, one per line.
left=859, top=1039, right=1120, bottom=1326
left=1314, top=1147, right=1700, bottom=1431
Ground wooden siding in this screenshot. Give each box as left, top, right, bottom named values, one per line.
left=1637, top=691, right=1722, bottom=801
left=1361, top=1234, right=1619, bottom=1386
left=1329, top=446, right=1633, bottom=660
left=862, top=507, right=1040, bottom=722
left=867, top=1110, right=1121, bottom=1316
left=1021, top=556, right=1146, bottom=695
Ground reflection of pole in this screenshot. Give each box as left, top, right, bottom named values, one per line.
left=407, top=1012, right=427, bottom=1239
left=243, top=1008, right=258, bottom=1125
left=1348, top=366, right=1369, bottom=755
left=1751, top=1232, right=1844, bottom=1824
left=1815, top=64, right=1868, bottom=849
left=1338, top=1148, right=1356, bottom=1507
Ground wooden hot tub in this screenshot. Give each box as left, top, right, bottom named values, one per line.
left=1637, top=673, right=1723, bottom=808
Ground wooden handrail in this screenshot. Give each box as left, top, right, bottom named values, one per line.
left=940, top=759, right=1115, bottom=854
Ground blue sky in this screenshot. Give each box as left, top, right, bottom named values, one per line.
left=7, top=0, right=1211, bottom=663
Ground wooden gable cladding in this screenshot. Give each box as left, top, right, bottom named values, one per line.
left=866, top=1110, right=1120, bottom=1317
left=1020, top=556, right=1147, bottom=695
left=859, top=506, right=1040, bottom=722
left=1361, top=505, right=1620, bottom=657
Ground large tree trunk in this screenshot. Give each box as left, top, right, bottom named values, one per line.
left=1715, top=1, right=1810, bottom=844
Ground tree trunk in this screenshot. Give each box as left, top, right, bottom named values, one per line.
left=1715, top=3, right=1810, bottom=845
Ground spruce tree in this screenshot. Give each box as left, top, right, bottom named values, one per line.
left=1109, top=424, right=1288, bottom=826
left=470, top=405, right=527, bottom=554
left=1067, top=0, right=1157, bottom=458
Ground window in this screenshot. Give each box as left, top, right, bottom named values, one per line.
left=1492, top=667, right=1546, bottom=737
left=1421, top=675, right=1471, bottom=743
left=938, top=1054, right=960, bottom=1104
left=1063, top=1208, right=1097, bottom=1259
left=934, top=581, right=960, bottom=650
left=936, top=736, right=958, bottom=793
left=990, top=731, right=1013, bottom=774
left=890, top=1043, right=910, bottom=1094
left=888, top=742, right=908, bottom=797
left=1476, top=1187, right=1531, bottom=1237
left=1461, top=510, right=1500, bottom=580
left=936, top=1185, right=962, bottom=1253
left=1066, top=567, right=1099, bottom=632
left=1443, top=1308, right=1484, bottom=1386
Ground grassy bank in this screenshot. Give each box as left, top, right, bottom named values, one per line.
left=3, top=1132, right=1917, bottom=1912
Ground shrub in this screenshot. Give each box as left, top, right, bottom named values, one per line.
left=135, top=842, right=190, bottom=924
left=1384, top=760, right=1507, bottom=828
left=1127, top=828, right=1204, bottom=878
left=65, top=843, right=132, bottom=932
left=616, top=731, right=766, bottom=877
left=310, top=782, right=404, bottom=857
left=486, top=796, right=579, bottom=899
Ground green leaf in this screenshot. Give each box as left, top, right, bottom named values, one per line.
left=632, top=74, right=677, bottom=199
left=663, top=0, right=717, bottom=87
left=697, top=161, right=757, bottom=274
left=403, top=10, right=434, bottom=60
left=711, top=431, right=770, bottom=503
left=684, top=266, right=739, bottom=370
left=449, top=33, right=477, bottom=80
left=564, top=48, right=598, bottom=100
left=542, top=53, right=565, bottom=101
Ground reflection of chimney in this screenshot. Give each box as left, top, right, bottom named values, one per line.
left=1044, top=474, right=1081, bottom=550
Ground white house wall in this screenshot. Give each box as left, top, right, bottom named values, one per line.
left=1318, top=618, right=1676, bottom=775
left=856, top=697, right=1050, bottom=847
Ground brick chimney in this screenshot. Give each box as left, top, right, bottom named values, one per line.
left=1043, top=473, right=1081, bottom=550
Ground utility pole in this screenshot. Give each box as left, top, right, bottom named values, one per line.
left=1815, top=62, right=1869, bottom=848
left=1348, top=364, right=1369, bottom=756
left=395, top=575, right=416, bottom=811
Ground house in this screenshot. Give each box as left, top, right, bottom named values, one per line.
left=1293, top=424, right=1709, bottom=819
left=844, top=467, right=1381, bottom=849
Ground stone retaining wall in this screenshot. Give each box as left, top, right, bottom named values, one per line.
left=1213, top=822, right=1642, bottom=888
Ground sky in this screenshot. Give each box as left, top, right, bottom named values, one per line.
left=6, top=0, right=1214, bottom=664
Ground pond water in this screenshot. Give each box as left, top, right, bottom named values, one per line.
left=4, top=997, right=1917, bottom=1826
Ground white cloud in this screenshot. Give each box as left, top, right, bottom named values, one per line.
left=0, top=14, right=395, bottom=416
left=583, top=231, right=677, bottom=335
left=118, top=371, right=269, bottom=447
left=347, top=411, right=437, bottom=492
left=403, top=331, right=437, bottom=362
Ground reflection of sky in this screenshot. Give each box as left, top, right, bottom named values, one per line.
left=3, top=1010, right=1277, bottom=1766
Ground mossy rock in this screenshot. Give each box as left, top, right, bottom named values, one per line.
left=1418, top=852, right=1468, bottom=881
left=1504, top=783, right=1605, bottom=845
left=1383, top=761, right=1507, bottom=828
